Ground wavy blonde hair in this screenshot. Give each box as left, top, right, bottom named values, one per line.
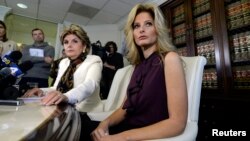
left=60, top=24, right=91, bottom=54
left=124, top=3, right=175, bottom=65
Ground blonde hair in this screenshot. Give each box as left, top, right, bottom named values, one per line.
left=124, top=3, right=175, bottom=65
left=60, top=24, right=91, bottom=54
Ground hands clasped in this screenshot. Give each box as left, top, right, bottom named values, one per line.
left=22, top=88, right=68, bottom=106
left=91, top=120, right=126, bottom=141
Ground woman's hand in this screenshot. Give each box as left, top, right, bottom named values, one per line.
left=22, top=88, right=44, bottom=97
left=41, top=90, right=68, bottom=106
left=91, top=120, right=110, bottom=141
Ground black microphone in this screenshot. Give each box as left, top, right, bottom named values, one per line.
left=0, top=68, right=17, bottom=99
left=1, top=50, right=22, bottom=66
left=7, top=61, right=33, bottom=79
left=9, top=51, right=22, bottom=63
left=0, top=68, right=22, bottom=100
left=0, top=67, right=12, bottom=79
left=0, top=67, right=16, bottom=86
left=1, top=86, right=20, bottom=100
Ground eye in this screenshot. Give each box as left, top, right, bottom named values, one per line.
left=133, top=23, right=140, bottom=29
left=145, top=21, right=153, bottom=27
left=72, top=39, right=79, bottom=43
left=63, top=40, right=68, bottom=45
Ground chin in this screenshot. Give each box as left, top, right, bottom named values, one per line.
left=139, top=43, right=151, bottom=47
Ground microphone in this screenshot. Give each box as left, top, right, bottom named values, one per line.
left=1, top=86, right=20, bottom=100
left=9, top=51, right=22, bottom=63
left=8, top=61, right=33, bottom=78
left=0, top=68, right=19, bottom=100
left=1, top=50, right=22, bottom=67
left=0, top=67, right=12, bottom=79
left=0, top=67, right=16, bottom=85
left=0, top=68, right=17, bottom=99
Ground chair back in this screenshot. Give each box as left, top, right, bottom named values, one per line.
left=103, top=65, right=134, bottom=111
left=147, top=56, right=207, bottom=141
left=181, top=56, right=206, bottom=122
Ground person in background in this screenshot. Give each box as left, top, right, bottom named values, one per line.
left=100, top=41, right=124, bottom=99
left=19, top=28, right=54, bottom=93
left=80, top=3, right=188, bottom=141
left=91, top=40, right=107, bottom=62
left=49, top=48, right=66, bottom=86
left=0, top=20, right=17, bottom=57
left=22, top=24, right=103, bottom=110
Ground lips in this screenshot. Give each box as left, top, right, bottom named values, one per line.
left=139, top=36, right=147, bottom=40
left=66, top=50, right=74, bottom=53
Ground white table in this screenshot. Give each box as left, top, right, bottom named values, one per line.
left=0, top=102, right=80, bottom=141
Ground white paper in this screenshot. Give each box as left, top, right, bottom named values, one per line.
left=29, top=48, right=44, bottom=57
left=17, top=97, right=43, bottom=103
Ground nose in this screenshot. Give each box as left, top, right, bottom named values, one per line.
left=66, top=42, right=73, bottom=48
left=139, top=25, right=145, bottom=33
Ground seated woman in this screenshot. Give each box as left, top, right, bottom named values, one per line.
left=22, top=24, right=103, bottom=111
left=80, top=3, right=188, bottom=141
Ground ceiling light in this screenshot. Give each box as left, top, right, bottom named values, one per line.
left=17, top=3, right=28, bottom=9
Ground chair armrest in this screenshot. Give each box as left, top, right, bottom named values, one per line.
left=146, top=122, right=198, bottom=141
left=87, top=110, right=115, bottom=121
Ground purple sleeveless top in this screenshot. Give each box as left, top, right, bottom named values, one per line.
left=122, top=52, right=168, bottom=128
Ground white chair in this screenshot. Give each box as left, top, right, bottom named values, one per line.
left=84, top=65, right=134, bottom=114
left=123, top=56, right=130, bottom=67
left=88, top=56, right=207, bottom=141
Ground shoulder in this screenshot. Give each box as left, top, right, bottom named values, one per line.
left=86, top=55, right=102, bottom=63
left=47, top=45, right=54, bottom=50
left=60, top=58, right=70, bottom=65
left=43, top=42, right=54, bottom=49
left=164, top=51, right=182, bottom=65
left=116, top=52, right=123, bottom=57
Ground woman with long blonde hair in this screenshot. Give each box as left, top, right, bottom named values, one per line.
left=81, top=3, right=188, bottom=141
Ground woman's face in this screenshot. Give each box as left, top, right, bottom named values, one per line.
left=109, top=45, right=115, bottom=54
left=63, top=34, right=85, bottom=59
left=133, top=11, right=157, bottom=49
left=0, top=24, right=6, bottom=38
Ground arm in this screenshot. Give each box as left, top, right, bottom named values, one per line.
left=96, top=52, right=188, bottom=141
left=114, top=53, right=124, bottom=70
left=92, top=101, right=127, bottom=140
left=44, top=46, right=55, bottom=64
left=104, top=53, right=124, bottom=70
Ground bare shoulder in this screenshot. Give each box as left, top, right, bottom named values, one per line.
left=164, top=51, right=181, bottom=65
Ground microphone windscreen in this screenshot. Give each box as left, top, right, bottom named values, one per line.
left=9, top=51, right=22, bottom=63
left=0, top=67, right=12, bottom=78
left=0, top=74, right=16, bottom=88
left=18, top=61, right=33, bottom=73
left=2, top=86, right=20, bottom=100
